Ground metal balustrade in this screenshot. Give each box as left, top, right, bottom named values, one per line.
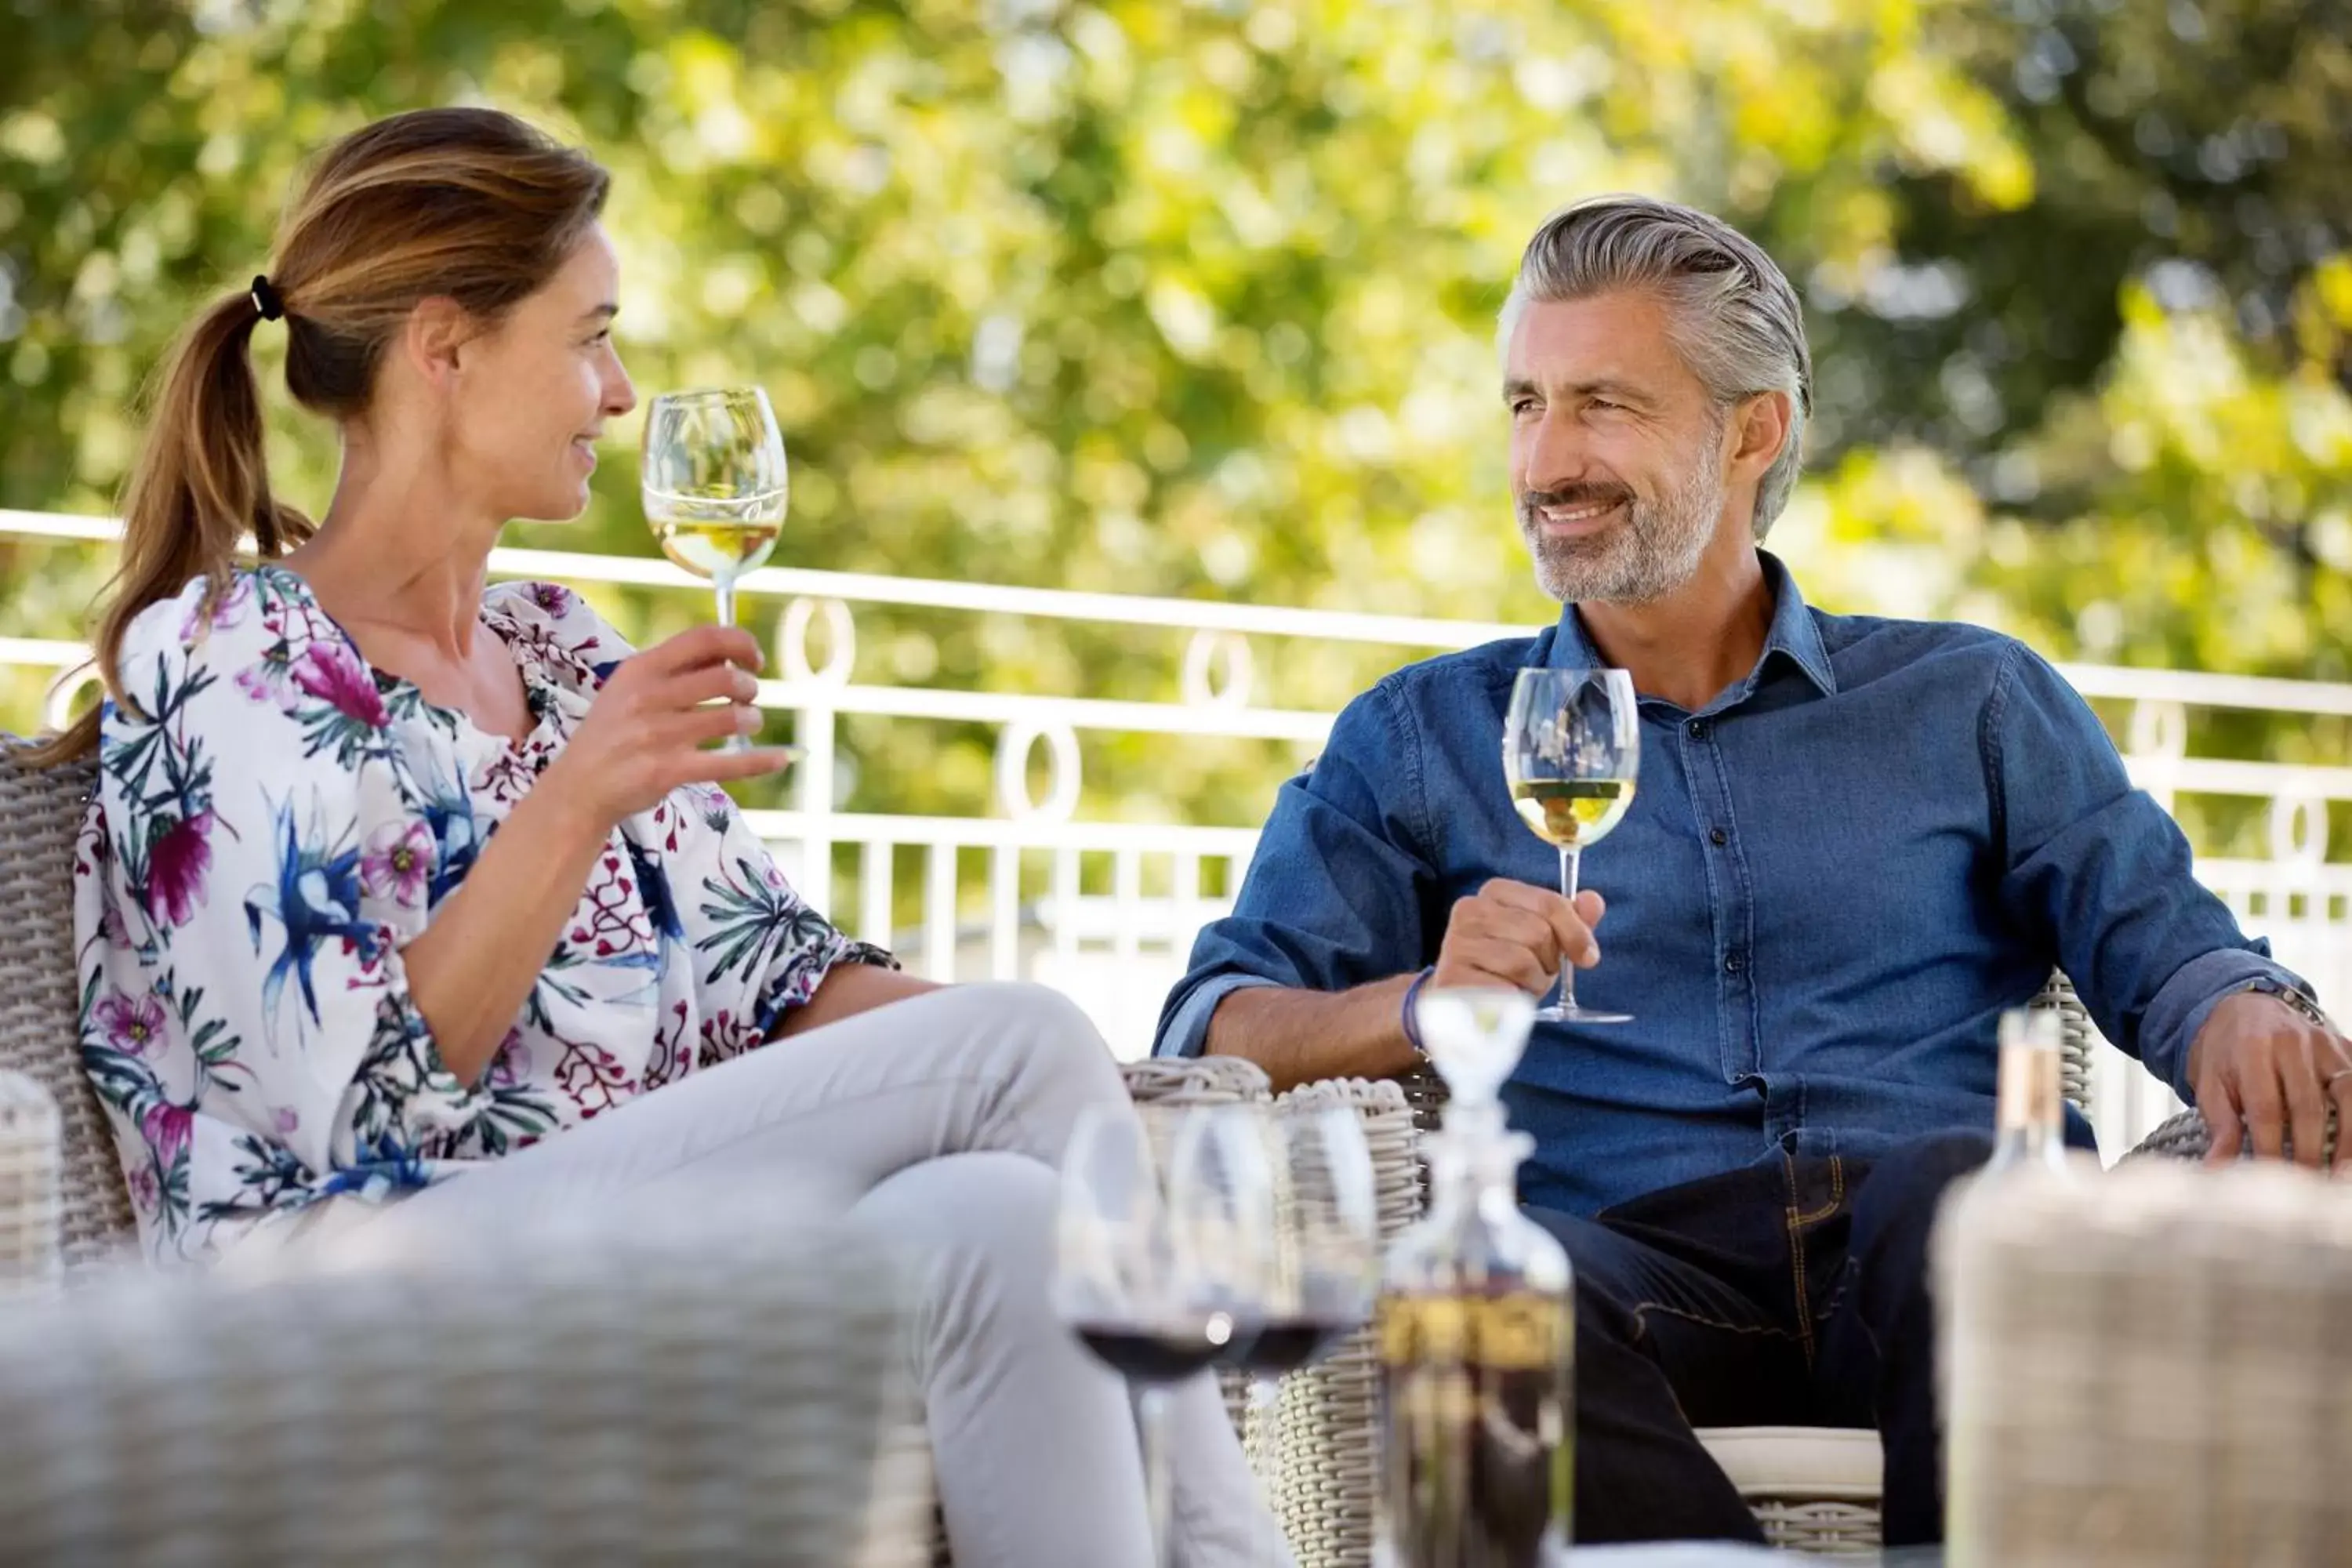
left=7, top=506, right=2347, bottom=1158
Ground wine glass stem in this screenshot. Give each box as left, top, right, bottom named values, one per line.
left=1140, top=1382, right=1174, bottom=1568
left=1556, top=842, right=1583, bottom=1013
left=713, top=571, right=748, bottom=755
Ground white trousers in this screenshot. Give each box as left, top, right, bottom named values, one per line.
left=326, top=982, right=1290, bottom=1568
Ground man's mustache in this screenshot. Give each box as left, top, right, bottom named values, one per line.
left=1519, top=483, right=1635, bottom=516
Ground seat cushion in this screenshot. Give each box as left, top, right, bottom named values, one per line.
left=1695, top=1425, right=1882, bottom=1501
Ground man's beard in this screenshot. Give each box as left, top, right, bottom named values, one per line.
left=1519, top=434, right=1726, bottom=606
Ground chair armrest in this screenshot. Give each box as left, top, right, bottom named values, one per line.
left=2129, top=1106, right=2339, bottom=1165
left=1119, top=1054, right=1272, bottom=1109
left=2129, top=1109, right=2210, bottom=1162
left=0, top=1069, right=62, bottom=1295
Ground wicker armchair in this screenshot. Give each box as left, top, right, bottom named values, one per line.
left=0, top=1193, right=923, bottom=1565
left=0, top=739, right=1417, bottom=1568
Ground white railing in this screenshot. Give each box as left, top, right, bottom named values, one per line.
left=7, top=506, right=2349, bottom=1157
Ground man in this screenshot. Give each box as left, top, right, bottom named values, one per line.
left=1153, top=195, right=2350, bottom=1546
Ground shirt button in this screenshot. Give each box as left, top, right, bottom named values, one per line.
left=1687, top=719, right=1710, bottom=740
left=1708, top=827, right=1729, bottom=847
left=1725, top=953, right=1745, bottom=975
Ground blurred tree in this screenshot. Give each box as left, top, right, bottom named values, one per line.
left=1, top=0, right=2346, bottom=857
left=1813, top=0, right=2351, bottom=459
left=1783, top=0, right=2352, bottom=855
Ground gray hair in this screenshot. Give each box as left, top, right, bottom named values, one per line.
left=1498, top=195, right=1813, bottom=538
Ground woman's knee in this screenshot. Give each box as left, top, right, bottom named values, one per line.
left=959, top=981, right=1124, bottom=1094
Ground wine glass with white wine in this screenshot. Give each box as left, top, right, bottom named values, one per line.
left=1503, top=666, right=1640, bottom=1023
left=641, top=387, right=789, bottom=754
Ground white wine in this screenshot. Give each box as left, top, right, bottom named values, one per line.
left=1379, top=1289, right=1573, bottom=1566
left=1508, top=777, right=1634, bottom=848
left=646, top=489, right=785, bottom=581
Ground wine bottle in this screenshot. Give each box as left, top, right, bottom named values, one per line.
left=1986, top=1007, right=2070, bottom=1178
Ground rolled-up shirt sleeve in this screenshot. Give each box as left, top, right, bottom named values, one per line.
left=667, top=784, right=898, bottom=1058
left=2139, top=948, right=2313, bottom=1100
left=1155, top=678, right=1437, bottom=1058
left=1987, top=643, right=2312, bottom=1099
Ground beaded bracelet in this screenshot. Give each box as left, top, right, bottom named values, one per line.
left=1399, top=964, right=1438, bottom=1060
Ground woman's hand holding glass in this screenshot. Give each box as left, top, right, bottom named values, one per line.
left=641, top=385, right=797, bottom=758
left=539, top=625, right=795, bottom=825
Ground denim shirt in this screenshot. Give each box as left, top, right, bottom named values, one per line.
left=1155, top=554, right=2303, bottom=1216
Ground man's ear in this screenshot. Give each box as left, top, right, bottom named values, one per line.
left=1730, top=390, right=1794, bottom=481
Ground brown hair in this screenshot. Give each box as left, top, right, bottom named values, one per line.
left=33, top=107, right=608, bottom=762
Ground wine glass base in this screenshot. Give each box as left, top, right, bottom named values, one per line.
left=1533, top=1003, right=1632, bottom=1024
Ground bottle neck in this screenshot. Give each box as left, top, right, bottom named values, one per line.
left=1990, top=1026, right=2069, bottom=1174
left=1425, top=1103, right=1530, bottom=1220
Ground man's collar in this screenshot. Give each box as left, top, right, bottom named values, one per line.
left=1545, top=550, right=1838, bottom=702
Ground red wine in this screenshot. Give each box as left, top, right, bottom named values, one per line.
left=1231, top=1316, right=1356, bottom=1375
left=1073, top=1323, right=1226, bottom=1383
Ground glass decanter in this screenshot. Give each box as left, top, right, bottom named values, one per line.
left=1377, top=987, right=1575, bottom=1568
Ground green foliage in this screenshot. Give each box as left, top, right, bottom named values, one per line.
left=2, top=0, right=2347, bottom=853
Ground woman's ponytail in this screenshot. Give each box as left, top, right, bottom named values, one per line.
left=27, top=286, right=312, bottom=764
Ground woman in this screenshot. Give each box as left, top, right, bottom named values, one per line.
left=50, top=107, right=1287, bottom=1568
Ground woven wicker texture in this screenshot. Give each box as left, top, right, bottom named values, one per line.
left=1938, top=1160, right=2352, bottom=1566
left=0, top=1211, right=914, bottom=1566
left=1122, top=1054, right=1276, bottom=1111
left=2027, top=972, right=2097, bottom=1111
left=1693, top=1423, right=1886, bottom=1555
left=0, top=1070, right=61, bottom=1296
left=1751, top=1499, right=1884, bottom=1555
left=2125, top=1104, right=2339, bottom=1165
left=1116, top=1062, right=1422, bottom=1568
left=1122, top=1054, right=1276, bottom=1447
left=0, top=741, right=138, bottom=1274
left=2132, top=1108, right=2211, bottom=1161
left=1263, top=1076, right=1417, bottom=1568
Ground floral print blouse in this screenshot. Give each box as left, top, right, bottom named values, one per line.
left=74, top=565, right=891, bottom=1266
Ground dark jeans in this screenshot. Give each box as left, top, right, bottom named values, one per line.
left=1526, top=1129, right=1992, bottom=1548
